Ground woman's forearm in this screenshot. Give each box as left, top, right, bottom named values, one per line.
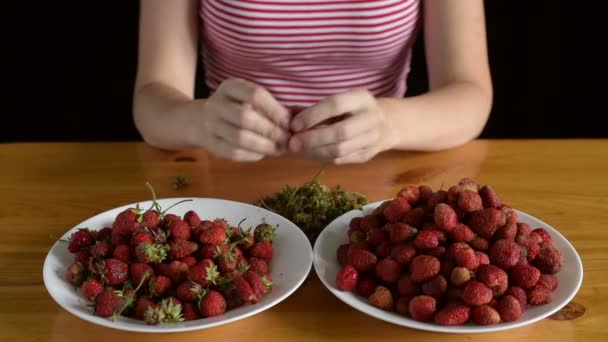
left=133, top=82, right=206, bottom=150
left=381, top=81, right=492, bottom=151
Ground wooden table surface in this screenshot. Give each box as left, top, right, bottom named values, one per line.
left=1, top=140, right=607, bottom=341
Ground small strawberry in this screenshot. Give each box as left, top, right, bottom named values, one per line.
left=130, top=262, right=154, bottom=286
left=447, top=185, right=466, bottom=204
left=391, top=243, right=417, bottom=265
left=463, top=280, right=493, bottom=306
left=375, top=241, right=392, bottom=258
left=74, top=249, right=92, bottom=265
left=169, top=219, right=191, bottom=241
left=369, top=286, right=394, bottom=310
left=410, top=255, right=440, bottom=283
left=90, top=241, right=112, bottom=260
left=181, top=256, right=197, bottom=267
left=396, top=296, right=413, bottom=316
left=199, top=290, right=227, bottom=317
left=68, top=228, right=94, bottom=253
left=537, top=274, right=558, bottom=291
left=135, top=242, right=169, bottom=264
left=383, top=197, right=411, bottom=222
left=532, top=243, right=563, bottom=274
left=112, top=208, right=141, bottom=236
left=149, top=275, right=172, bottom=297
left=81, top=278, right=104, bottom=301
left=183, top=210, right=201, bottom=228
left=449, top=223, right=475, bottom=243
left=495, top=221, right=518, bottom=240
left=421, top=275, right=448, bottom=300
left=458, top=190, right=483, bottom=212
left=450, top=267, right=472, bottom=287
left=356, top=275, right=378, bottom=297
left=418, top=185, right=434, bottom=202
left=248, top=257, right=269, bottom=276
left=134, top=297, right=156, bottom=320
left=426, top=190, right=448, bottom=212
left=470, top=236, right=490, bottom=251
left=397, top=185, right=421, bottom=204
left=337, top=244, right=350, bottom=266
left=398, top=275, right=421, bottom=297
left=145, top=297, right=184, bottom=324
left=409, top=295, right=437, bottom=322
left=366, top=227, right=388, bottom=246
left=510, top=264, right=541, bottom=289
left=142, top=210, right=161, bottom=229
left=130, top=231, right=154, bottom=246
left=386, top=222, right=417, bottom=243
left=200, top=224, right=228, bottom=245
left=169, top=239, right=198, bottom=259
left=346, top=248, right=377, bottom=272
left=163, top=213, right=179, bottom=228
left=434, top=203, right=457, bottom=232
left=471, top=305, right=501, bottom=325
left=468, top=208, right=506, bottom=239
left=532, top=228, right=553, bottom=244
left=476, top=251, right=490, bottom=265
left=401, top=207, right=425, bottom=228
left=188, top=260, right=220, bottom=287
left=527, top=286, right=553, bottom=305
left=435, top=301, right=470, bottom=326
left=143, top=304, right=164, bottom=325
left=238, top=227, right=255, bottom=250
left=479, top=185, right=502, bottom=209
left=254, top=223, right=276, bottom=243
left=375, top=258, right=401, bottom=283
left=454, top=246, right=479, bottom=271
left=476, top=264, right=508, bottom=297
left=336, top=265, right=358, bottom=291
left=156, top=260, right=190, bottom=284
left=233, top=276, right=256, bottom=302
left=94, top=258, right=128, bottom=286
left=359, top=214, right=383, bottom=232
left=182, top=302, right=200, bottom=321
left=414, top=230, right=439, bottom=250
left=489, top=239, right=522, bottom=270
left=199, top=243, right=221, bottom=260
left=94, top=289, right=124, bottom=318
left=111, top=244, right=132, bottom=263
left=498, top=295, right=522, bottom=322
left=505, top=287, right=528, bottom=312
left=250, top=241, right=273, bottom=262
left=176, top=280, right=204, bottom=302
left=95, top=227, right=112, bottom=242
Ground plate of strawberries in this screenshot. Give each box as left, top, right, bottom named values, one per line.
left=313, top=178, right=583, bottom=333
left=43, top=186, right=313, bottom=333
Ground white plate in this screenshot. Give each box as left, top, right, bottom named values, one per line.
left=43, top=198, right=313, bottom=333
left=313, top=200, right=583, bottom=333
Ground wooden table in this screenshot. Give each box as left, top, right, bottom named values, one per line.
left=1, top=140, right=606, bottom=341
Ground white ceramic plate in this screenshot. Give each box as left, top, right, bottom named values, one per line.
left=313, top=200, right=583, bottom=333
left=43, top=198, right=313, bottom=333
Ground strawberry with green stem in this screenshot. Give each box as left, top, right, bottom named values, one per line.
left=135, top=242, right=169, bottom=264
left=144, top=298, right=185, bottom=325
left=214, top=244, right=238, bottom=273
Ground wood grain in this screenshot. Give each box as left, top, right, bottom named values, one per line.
left=0, top=140, right=607, bottom=341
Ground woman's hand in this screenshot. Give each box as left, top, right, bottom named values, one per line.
left=288, top=88, right=398, bottom=164
left=200, top=78, right=291, bottom=161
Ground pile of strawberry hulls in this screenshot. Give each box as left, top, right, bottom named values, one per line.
left=335, top=178, right=563, bottom=326
left=64, top=202, right=274, bottom=325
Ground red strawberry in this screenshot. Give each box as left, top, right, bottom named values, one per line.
left=386, top=222, right=417, bottom=243
left=356, top=275, right=378, bottom=297
left=391, top=243, right=417, bottom=265
left=366, top=227, right=388, bottom=246
left=149, top=275, right=172, bottom=297
left=135, top=242, right=169, bottom=264
left=396, top=296, right=413, bottom=316
left=254, top=223, right=276, bottom=242
left=375, top=258, right=401, bottom=283
left=463, top=280, right=493, bottom=306
left=426, top=246, right=446, bottom=259
left=199, top=290, right=227, bottom=317
left=468, top=208, right=506, bottom=239
left=349, top=217, right=362, bottom=231
left=74, top=249, right=92, bottom=265
left=447, top=185, right=466, bottom=204
left=183, top=210, right=201, bottom=228
left=489, top=239, right=522, bottom=269
left=414, top=230, right=439, bottom=250
left=336, top=265, right=358, bottom=291
left=476, top=251, right=490, bottom=265
left=527, top=286, right=553, bottom=304
left=215, top=246, right=238, bottom=273
left=248, top=257, right=269, bottom=276
left=142, top=210, right=161, bottom=229
left=458, top=190, right=483, bottom=212
left=181, top=256, right=197, bottom=267
left=130, top=262, right=154, bottom=286
left=359, top=214, right=383, bottom=232
left=401, top=207, right=425, bottom=228
left=532, top=243, right=563, bottom=274
left=163, top=213, right=179, bottom=227
left=409, top=295, right=437, bottom=322
left=169, top=219, right=191, bottom=241
left=90, top=242, right=112, bottom=260
left=454, top=247, right=479, bottom=271
left=476, top=265, right=508, bottom=297
left=233, top=276, right=257, bottom=302
left=111, top=230, right=128, bottom=246
left=410, top=255, right=440, bottom=283
left=397, top=185, right=421, bottom=204
left=94, top=289, right=124, bottom=317
left=510, top=264, right=541, bottom=289
left=112, top=208, right=141, bottom=235
left=95, top=227, right=112, bottom=242
left=182, top=302, right=200, bottom=321
left=434, top=203, right=457, bottom=232
left=537, top=274, right=558, bottom=291
left=418, top=185, right=434, bottom=203
left=505, top=287, right=528, bottom=312
left=199, top=224, right=227, bottom=245
left=375, top=241, right=392, bottom=258
left=95, top=258, right=128, bottom=286
left=238, top=228, right=255, bottom=250
left=479, top=185, right=502, bottom=209
left=383, top=197, right=411, bottom=222
left=427, top=190, right=448, bottom=212
left=169, top=239, right=198, bottom=259
left=244, top=271, right=269, bottom=302
left=369, top=286, right=394, bottom=310
left=470, top=236, right=490, bottom=251
left=447, top=242, right=470, bottom=260
left=421, top=275, right=448, bottom=299
left=471, top=305, right=501, bottom=325
left=517, top=222, right=532, bottom=236
left=498, top=295, right=522, bottom=322
left=398, top=275, right=421, bottom=297
left=532, top=228, right=553, bottom=244
left=435, top=301, right=470, bottom=326
left=450, top=267, right=472, bottom=287
left=131, top=231, right=154, bottom=246
left=112, top=244, right=132, bottom=263
left=134, top=297, right=155, bottom=320
left=250, top=241, right=273, bottom=262
left=156, top=260, right=189, bottom=284
left=81, top=278, right=104, bottom=301
left=502, top=205, right=520, bottom=224
left=68, top=228, right=94, bottom=253
left=449, top=223, right=475, bottom=243
left=346, top=248, right=377, bottom=272
left=459, top=177, right=479, bottom=192
left=199, top=243, right=221, bottom=260
left=188, top=260, right=219, bottom=287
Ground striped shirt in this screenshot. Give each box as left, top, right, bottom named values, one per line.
left=200, top=0, right=420, bottom=107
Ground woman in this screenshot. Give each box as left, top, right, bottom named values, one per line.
left=134, top=0, right=492, bottom=164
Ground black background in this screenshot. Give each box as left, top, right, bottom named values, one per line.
left=5, top=0, right=598, bottom=143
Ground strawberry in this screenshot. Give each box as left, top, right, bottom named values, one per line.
left=95, top=227, right=112, bottom=242
left=397, top=185, right=421, bottom=204
left=450, top=267, right=472, bottom=287
left=527, top=285, right=553, bottom=304
left=537, top=274, right=558, bottom=291
left=459, top=177, right=479, bottom=192
left=248, top=257, right=269, bottom=276
left=144, top=298, right=184, bottom=324
left=254, top=223, right=276, bottom=242
left=414, top=230, right=439, bottom=250
left=359, top=214, right=383, bottom=232
left=111, top=244, right=132, bottom=263
left=510, top=264, right=541, bottom=289
left=81, top=278, right=104, bottom=301
left=479, top=185, right=502, bottom=209
left=142, top=210, right=161, bottom=229
left=130, top=262, right=154, bottom=286
left=234, top=276, right=256, bottom=302
left=199, top=243, right=222, bottom=260
left=498, top=295, right=522, bottom=322
left=463, top=280, right=493, bottom=306
left=409, top=295, right=437, bottom=322
left=169, top=219, right=191, bottom=241
left=386, top=222, right=417, bottom=243
left=476, top=251, right=490, bottom=265
left=434, top=203, right=457, bottom=232
left=176, top=280, right=204, bottom=302
left=489, top=239, right=522, bottom=269
left=471, top=305, right=501, bottom=325
left=435, top=301, right=470, bottom=326
left=470, top=236, right=490, bottom=251
left=418, top=185, right=433, bottom=203
left=369, top=286, right=394, bottom=310
left=410, top=255, right=440, bottom=283
left=533, top=243, right=563, bottom=274
left=188, top=260, right=220, bottom=287
left=346, top=248, right=377, bottom=272
left=182, top=302, right=200, bottom=321
left=398, top=275, right=421, bottom=297
left=131, top=231, right=154, bottom=246
left=111, top=230, right=129, bottom=247
left=375, top=258, right=401, bottom=283
left=149, top=275, right=172, bottom=297
left=169, top=239, right=198, bottom=259
left=183, top=210, right=201, bottom=228
left=468, top=208, right=506, bottom=239
left=94, top=289, right=124, bottom=317
left=94, top=258, right=128, bottom=286
left=112, top=208, right=141, bottom=235
left=421, top=275, right=448, bottom=299
left=495, top=221, right=518, bottom=240
left=238, top=228, right=255, bottom=250
left=454, top=246, right=479, bottom=271
left=396, top=296, right=413, bottom=316
left=336, top=265, right=358, bottom=291
left=505, top=287, right=528, bottom=312
left=199, top=290, right=227, bottom=317
left=349, top=217, right=363, bottom=231
left=135, top=242, right=169, bottom=264
left=74, top=249, right=92, bottom=265
left=401, top=207, right=425, bottom=228
left=427, top=190, right=448, bottom=212
left=163, top=213, right=179, bottom=228
left=476, top=264, right=509, bottom=297
left=90, top=241, right=112, bottom=260
left=383, top=197, right=411, bottom=222
left=356, top=276, right=378, bottom=297
left=446, top=242, right=470, bottom=260
left=134, top=297, right=156, bottom=320
left=532, top=228, right=553, bottom=244
left=181, top=256, right=197, bottom=267
left=68, top=228, right=94, bottom=253
left=156, top=260, right=189, bottom=284
left=449, top=223, right=475, bottom=243
left=391, top=243, right=417, bottom=265
left=458, top=190, right=483, bottom=212
left=447, top=185, right=466, bottom=204
left=250, top=241, right=273, bottom=262
left=200, top=224, right=227, bottom=245
left=375, top=241, right=392, bottom=258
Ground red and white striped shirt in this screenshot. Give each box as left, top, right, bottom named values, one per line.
left=200, top=0, right=420, bottom=107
